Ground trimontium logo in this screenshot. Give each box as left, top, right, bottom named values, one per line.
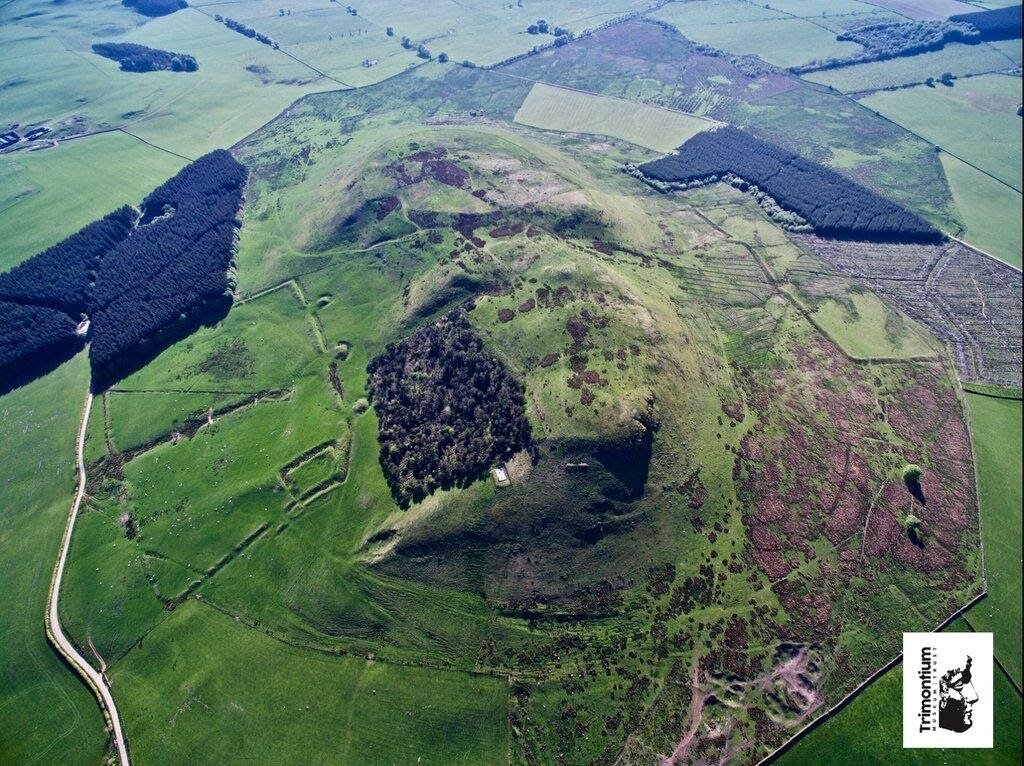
left=903, top=632, right=993, bottom=748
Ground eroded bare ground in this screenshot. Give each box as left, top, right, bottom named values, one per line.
left=791, top=234, right=1023, bottom=386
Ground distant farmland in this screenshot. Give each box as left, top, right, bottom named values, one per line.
left=514, top=82, right=715, bottom=152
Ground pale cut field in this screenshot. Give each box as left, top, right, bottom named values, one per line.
left=860, top=0, right=979, bottom=20
left=514, top=82, right=716, bottom=153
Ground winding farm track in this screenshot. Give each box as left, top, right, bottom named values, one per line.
left=45, top=391, right=131, bottom=766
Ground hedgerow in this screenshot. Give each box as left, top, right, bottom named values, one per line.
left=0, top=206, right=136, bottom=314
left=92, top=42, right=198, bottom=73
left=637, top=127, right=942, bottom=243
left=368, top=309, right=532, bottom=506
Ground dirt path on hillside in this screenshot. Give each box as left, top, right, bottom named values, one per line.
left=660, top=662, right=707, bottom=766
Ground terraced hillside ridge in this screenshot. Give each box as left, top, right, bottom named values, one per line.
left=635, top=126, right=943, bottom=242
left=0, top=151, right=246, bottom=391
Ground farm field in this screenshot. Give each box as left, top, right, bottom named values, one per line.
left=190, top=0, right=652, bottom=70
left=1, top=3, right=1022, bottom=765
left=0, top=353, right=106, bottom=766
left=0, top=132, right=185, bottom=270
left=862, top=0, right=980, bottom=20
left=941, top=153, right=1023, bottom=267
left=860, top=73, right=1023, bottom=191
left=111, top=600, right=509, bottom=765
left=650, top=4, right=864, bottom=68
left=780, top=658, right=1023, bottom=765
left=0, top=2, right=332, bottom=156
left=514, top=82, right=716, bottom=152
left=803, top=43, right=1018, bottom=93
left=964, top=392, right=1023, bottom=685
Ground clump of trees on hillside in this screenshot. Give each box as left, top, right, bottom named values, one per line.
left=796, top=7, right=1022, bottom=73
left=794, top=20, right=978, bottom=73
left=949, top=5, right=1022, bottom=41
left=637, top=127, right=942, bottom=243
left=121, top=0, right=186, bottom=17
left=367, top=309, right=532, bottom=506
left=92, top=42, right=198, bottom=73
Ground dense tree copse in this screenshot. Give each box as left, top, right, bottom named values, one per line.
left=638, top=127, right=942, bottom=243
left=89, top=150, right=247, bottom=383
left=0, top=302, right=81, bottom=381
left=367, top=309, right=532, bottom=506
left=794, top=19, right=979, bottom=72
left=121, top=0, right=186, bottom=17
left=949, top=5, right=1022, bottom=41
left=0, top=151, right=246, bottom=390
left=92, top=42, right=198, bottom=73
left=0, top=206, right=136, bottom=314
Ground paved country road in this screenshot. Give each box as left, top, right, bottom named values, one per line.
left=45, top=391, right=131, bottom=766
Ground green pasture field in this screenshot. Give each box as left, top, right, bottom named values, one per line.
left=650, top=6, right=863, bottom=69
left=354, top=0, right=650, bottom=66
left=857, top=0, right=981, bottom=21
left=189, top=0, right=422, bottom=87
left=0, top=2, right=333, bottom=156
left=861, top=73, right=1023, bottom=192
left=780, top=660, right=1022, bottom=765
left=803, top=43, right=1017, bottom=93
left=114, top=285, right=318, bottom=393
left=986, top=37, right=1022, bottom=64
left=964, top=392, right=1022, bottom=685
left=0, top=132, right=184, bottom=270
left=806, top=290, right=940, bottom=360
left=0, top=353, right=106, bottom=766
left=103, top=390, right=245, bottom=454
left=758, top=0, right=898, bottom=17
left=192, top=0, right=650, bottom=71
left=110, top=599, right=509, bottom=765
left=513, top=82, right=716, bottom=152
left=940, top=153, right=1022, bottom=268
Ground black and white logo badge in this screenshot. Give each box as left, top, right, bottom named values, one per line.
left=903, top=632, right=993, bottom=748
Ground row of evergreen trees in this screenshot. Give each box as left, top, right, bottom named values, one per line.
left=639, top=127, right=942, bottom=243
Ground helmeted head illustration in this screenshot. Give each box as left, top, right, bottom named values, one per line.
left=939, top=655, right=979, bottom=733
